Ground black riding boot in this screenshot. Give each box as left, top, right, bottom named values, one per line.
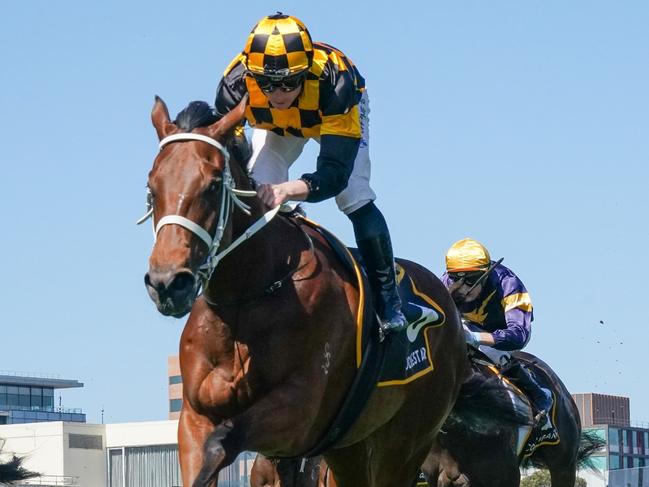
left=505, top=361, right=553, bottom=417
left=356, top=234, right=407, bottom=332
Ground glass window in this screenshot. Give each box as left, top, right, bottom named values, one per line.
left=626, top=430, right=633, bottom=454
left=608, top=428, right=620, bottom=453
left=30, top=387, right=42, bottom=396
left=43, top=388, right=54, bottom=397
left=609, top=453, right=620, bottom=470
left=7, top=386, right=18, bottom=395
left=0, top=385, right=6, bottom=393
left=19, top=394, right=30, bottom=408
left=632, top=430, right=639, bottom=454
left=43, top=395, right=53, bottom=409
left=32, top=397, right=42, bottom=408
left=169, top=399, right=182, bottom=412
left=7, top=393, right=20, bottom=407
left=0, top=391, right=6, bottom=405
left=169, top=375, right=183, bottom=385
left=645, top=432, right=649, bottom=455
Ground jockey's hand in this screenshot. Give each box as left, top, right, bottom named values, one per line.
left=257, top=180, right=310, bottom=208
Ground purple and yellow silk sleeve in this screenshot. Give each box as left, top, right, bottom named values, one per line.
left=491, top=273, right=533, bottom=350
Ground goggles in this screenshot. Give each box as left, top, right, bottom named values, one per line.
left=448, top=271, right=485, bottom=287
left=252, top=73, right=305, bottom=93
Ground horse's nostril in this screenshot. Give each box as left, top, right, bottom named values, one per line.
left=169, top=272, right=196, bottom=293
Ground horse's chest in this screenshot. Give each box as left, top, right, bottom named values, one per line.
left=189, top=366, right=246, bottom=417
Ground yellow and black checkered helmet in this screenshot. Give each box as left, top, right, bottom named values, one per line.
left=243, top=13, right=314, bottom=80
left=446, top=238, right=491, bottom=273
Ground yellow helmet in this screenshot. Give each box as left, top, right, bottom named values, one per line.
left=243, top=13, right=314, bottom=80
left=445, top=238, right=491, bottom=273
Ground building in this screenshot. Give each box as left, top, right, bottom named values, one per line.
left=168, top=357, right=182, bottom=420
left=0, top=420, right=254, bottom=487
left=0, top=372, right=85, bottom=425
left=571, top=393, right=649, bottom=487
left=574, top=392, right=631, bottom=428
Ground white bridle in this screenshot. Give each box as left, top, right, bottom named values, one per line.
left=137, top=133, right=281, bottom=290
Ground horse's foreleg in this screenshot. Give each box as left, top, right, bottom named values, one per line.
left=179, top=403, right=241, bottom=487
left=548, top=465, right=576, bottom=487
left=192, top=420, right=238, bottom=487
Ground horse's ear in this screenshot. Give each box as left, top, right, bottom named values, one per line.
left=207, top=95, right=248, bottom=139
left=151, top=96, right=176, bottom=140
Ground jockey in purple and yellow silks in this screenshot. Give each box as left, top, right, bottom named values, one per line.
left=441, top=238, right=553, bottom=419
left=213, top=13, right=407, bottom=332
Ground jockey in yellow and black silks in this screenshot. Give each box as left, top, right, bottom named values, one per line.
left=213, top=13, right=406, bottom=332
left=442, top=238, right=553, bottom=419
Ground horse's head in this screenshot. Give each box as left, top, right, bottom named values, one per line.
left=143, top=96, right=250, bottom=317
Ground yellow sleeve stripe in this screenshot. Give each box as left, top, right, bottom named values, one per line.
left=320, top=106, right=361, bottom=138
left=502, top=293, right=533, bottom=312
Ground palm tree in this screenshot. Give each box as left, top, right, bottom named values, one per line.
left=0, top=440, right=38, bottom=486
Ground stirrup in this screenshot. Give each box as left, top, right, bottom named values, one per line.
left=379, top=312, right=408, bottom=333
left=534, top=409, right=547, bottom=423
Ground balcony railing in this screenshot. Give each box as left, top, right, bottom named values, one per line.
left=16, top=475, right=79, bottom=486
left=0, top=405, right=83, bottom=414
left=0, top=370, right=62, bottom=380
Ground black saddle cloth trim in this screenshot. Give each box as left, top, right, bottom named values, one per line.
left=288, top=217, right=387, bottom=459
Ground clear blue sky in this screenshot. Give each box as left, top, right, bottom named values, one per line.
left=1, top=1, right=647, bottom=425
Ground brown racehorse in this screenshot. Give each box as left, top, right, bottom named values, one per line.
left=249, top=353, right=598, bottom=487
left=143, top=97, right=467, bottom=487
left=421, top=351, right=601, bottom=487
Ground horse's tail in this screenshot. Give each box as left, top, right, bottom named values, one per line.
left=0, top=454, right=38, bottom=484
left=443, top=368, right=531, bottom=435
left=576, top=430, right=606, bottom=470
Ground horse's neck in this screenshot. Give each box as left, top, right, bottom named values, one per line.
left=204, top=170, right=307, bottom=306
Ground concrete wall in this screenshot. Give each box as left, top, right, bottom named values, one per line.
left=105, top=419, right=178, bottom=448
left=0, top=420, right=179, bottom=487
left=63, top=422, right=107, bottom=487
left=0, top=422, right=66, bottom=476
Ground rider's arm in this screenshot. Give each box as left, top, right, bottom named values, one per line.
left=491, top=274, right=533, bottom=350
left=490, top=308, right=531, bottom=350
left=300, top=62, right=363, bottom=203
left=214, top=58, right=247, bottom=119
left=300, top=135, right=360, bottom=202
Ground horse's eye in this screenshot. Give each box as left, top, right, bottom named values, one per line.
left=207, top=179, right=221, bottom=193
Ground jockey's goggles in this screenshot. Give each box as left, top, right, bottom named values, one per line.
left=252, top=72, right=305, bottom=93
left=448, top=271, right=484, bottom=286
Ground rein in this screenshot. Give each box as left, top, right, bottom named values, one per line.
left=137, top=132, right=281, bottom=290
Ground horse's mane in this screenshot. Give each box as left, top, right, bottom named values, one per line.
left=174, top=101, right=252, bottom=167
